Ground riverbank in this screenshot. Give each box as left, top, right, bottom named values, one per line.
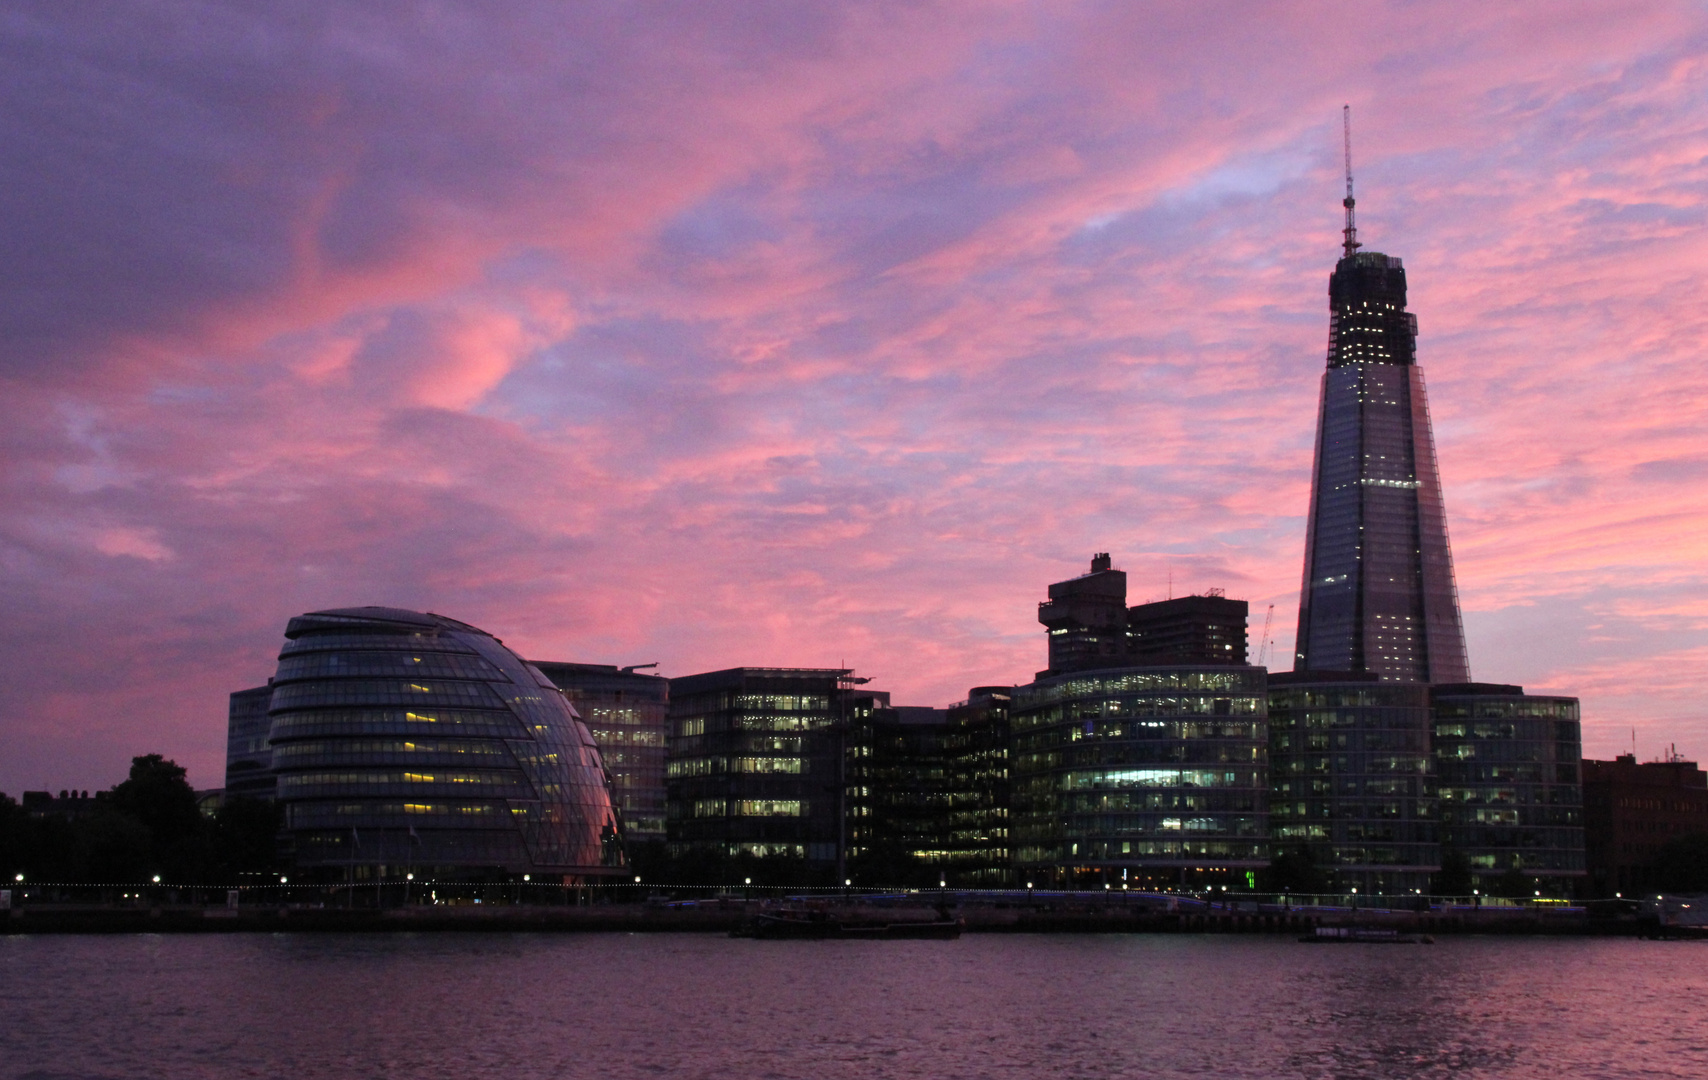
left=0, top=898, right=1651, bottom=935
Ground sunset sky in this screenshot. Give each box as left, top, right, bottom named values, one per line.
left=4, top=1, right=1707, bottom=793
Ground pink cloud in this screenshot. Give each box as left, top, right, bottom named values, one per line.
left=4, top=2, right=1708, bottom=791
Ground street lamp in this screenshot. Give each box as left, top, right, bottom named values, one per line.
left=152, top=875, right=161, bottom=884
left=12, top=874, right=20, bottom=883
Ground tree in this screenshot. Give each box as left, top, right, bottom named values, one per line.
left=1259, top=845, right=1328, bottom=894
left=109, top=754, right=211, bottom=881
left=1431, top=848, right=1475, bottom=896
left=1491, top=864, right=1533, bottom=898
left=212, top=797, right=283, bottom=875
left=1651, top=831, right=1708, bottom=894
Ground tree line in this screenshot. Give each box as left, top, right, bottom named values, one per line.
left=0, top=755, right=281, bottom=884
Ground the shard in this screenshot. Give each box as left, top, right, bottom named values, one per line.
left=1293, top=110, right=1470, bottom=684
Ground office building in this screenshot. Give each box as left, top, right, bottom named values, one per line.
left=1431, top=683, right=1586, bottom=892
left=1292, top=177, right=1470, bottom=683
left=1582, top=753, right=1708, bottom=897
left=665, top=667, right=854, bottom=867
left=1011, top=666, right=1269, bottom=889
left=532, top=662, right=669, bottom=846
left=1039, top=553, right=1248, bottom=677
left=942, top=686, right=1013, bottom=885
left=843, top=690, right=1013, bottom=887
left=264, top=606, right=624, bottom=880
left=1128, top=593, right=1249, bottom=666
left=1267, top=672, right=1437, bottom=894
left=1038, top=553, right=1131, bottom=675
left=847, top=700, right=953, bottom=885
left=225, top=684, right=276, bottom=800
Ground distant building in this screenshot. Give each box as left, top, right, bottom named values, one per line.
left=841, top=689, right=1012, bottom=887
left=1267, top=672, right=1437, bottom=894
left=20, top=790, right=99, bottom=821
left=1038, top=554, right=1248, bottom=677
left=942, top=686, right=1013, bottom=886
left=1431, top=684, right=1586, bottom=892
left=847, top=699, right=952, bottom=883
left=665, top=667, right=854, bottom=867
left=532, top=662, right=669, bottom=846
left=1011, top=665, right=1269, bottom=890
left=1038, top=553, right=1130, bottom=676
left=1128, top=594, right=1249, bottom=666
left=1582, top=754, right=1708, bottom=897
left=263, top=606, right=624, bottom=881
left=225, top=684, right=276, bottom=800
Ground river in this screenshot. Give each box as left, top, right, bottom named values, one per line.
left=2, top=933, right=1703, bottom=1078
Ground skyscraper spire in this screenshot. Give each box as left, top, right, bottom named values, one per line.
left=1342, top=104, right=1360, bottom=258
left=1294, top=115, right=1470, bottom=684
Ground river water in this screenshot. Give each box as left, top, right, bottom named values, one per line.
left=1, top=933, right=1703, bottom=1079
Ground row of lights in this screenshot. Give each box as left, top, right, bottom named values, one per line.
left=9, top=872, right=1606, bottom=901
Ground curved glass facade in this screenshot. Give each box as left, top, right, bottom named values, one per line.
left=1011, top=666, right=1269, bottom=887
left=267, top=607, right=624, bottom=878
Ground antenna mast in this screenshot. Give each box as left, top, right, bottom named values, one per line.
left=1342, top=104, right=1360, bottom=259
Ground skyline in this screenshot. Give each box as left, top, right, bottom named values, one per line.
left=4, top=2, right=1708, bottom=793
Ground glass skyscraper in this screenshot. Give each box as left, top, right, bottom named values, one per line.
left=1293, top=237, right=1470, bottom=683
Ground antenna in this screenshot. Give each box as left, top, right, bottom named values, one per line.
left=1342, top=104, right=1360, bottom=259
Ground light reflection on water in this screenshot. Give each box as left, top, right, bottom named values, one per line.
left=2, top=933, right=1705, bottom=1079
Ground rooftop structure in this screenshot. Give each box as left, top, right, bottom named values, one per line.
left=1039, top=554, right=1249, bottom=677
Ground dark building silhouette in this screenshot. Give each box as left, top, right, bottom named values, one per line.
left=847, top=699, right=950, bottom=883
left=225, top=684, right=276, bottom=800
left=1038, top=553, right=1130, bottom=675
left=19, top=790, right=99, bottom=821
left=1431, top=683, right=1585, bottom=893
left=844, top=691, right=1013, bottom=887
left=263, top=606, right=624, bottom=880
left=1039, top=554, right=1248, bottom=677
left=1267, top=671, right=1437, bottom=894
left=1582, top=754, right=1708, bottom=897
left=1128, top=593, right=1249, bottom=666
left=943, top=686, right=1013, bottom=885
left=532, top=662, right=669, bottom=846
left=665, top=667, right=853, bottom=867
left=1292, top=180, right=1470, bottom=683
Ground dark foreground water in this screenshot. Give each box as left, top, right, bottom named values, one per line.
left=2, top=933, right=1704, bottom=1079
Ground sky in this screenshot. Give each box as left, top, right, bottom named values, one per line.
left=3, top=1, right=1707, bottom=793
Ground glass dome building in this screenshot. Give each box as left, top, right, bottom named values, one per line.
left=266, top=607, right=625, bottom=880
